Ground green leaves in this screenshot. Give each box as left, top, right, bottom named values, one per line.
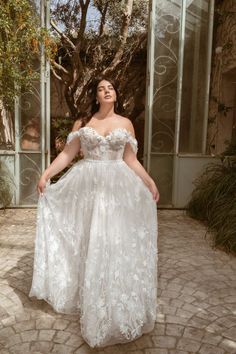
left=187, top=140, right=236, bottom=255
left=0, top=0, right=42, bottom=108
left=0, top=160, right=15, bottom=208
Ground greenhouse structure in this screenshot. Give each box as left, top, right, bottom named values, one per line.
left=0, top=0, right=217, bottom=207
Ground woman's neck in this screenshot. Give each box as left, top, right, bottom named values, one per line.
left=95, top=105, right=115, bottom=120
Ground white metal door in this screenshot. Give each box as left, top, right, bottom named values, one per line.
left=144, top=0, right=215, bottom=207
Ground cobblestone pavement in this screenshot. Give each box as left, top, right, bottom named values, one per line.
left=0, top=209, right=236, bottom=354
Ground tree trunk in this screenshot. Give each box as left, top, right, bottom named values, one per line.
left=103, top=0, right=134, bottom=75
left=207, top=0, right=236, bottom=153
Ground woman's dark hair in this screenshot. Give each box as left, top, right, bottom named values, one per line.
left=80, top=76, right=123, bottom=127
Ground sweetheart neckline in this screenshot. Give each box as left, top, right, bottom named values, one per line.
left=79, top=126, right=135, bottom=140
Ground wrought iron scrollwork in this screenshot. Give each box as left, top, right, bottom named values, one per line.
left=152, top=3, right=181, bottom=153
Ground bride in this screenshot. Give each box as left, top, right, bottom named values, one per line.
left=29, top=76, right=159, bottom=348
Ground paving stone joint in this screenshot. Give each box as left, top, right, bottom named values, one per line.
left=0, top=209, right=235, bottom=354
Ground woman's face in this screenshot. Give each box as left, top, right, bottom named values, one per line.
left=96, top=80, right=117, bottom=106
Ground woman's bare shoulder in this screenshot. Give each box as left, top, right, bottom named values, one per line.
left=72, top=119, right=83, bottom=132
left=117, top=116, right=135, bottom=135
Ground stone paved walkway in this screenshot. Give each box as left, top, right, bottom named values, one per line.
left=0, top=209, right=236, bottom=354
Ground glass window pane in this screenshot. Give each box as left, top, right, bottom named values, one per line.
left=150, top=0, right=182, bottom=205
left=152, top=0, right=181, bottom=153
left=180, top=0, right=210, bottom=153
left=20, top=61, right=41, bottom=152
left=19, top=153, right=42, bottom=205
left=0, top=103, right=15, bottom=150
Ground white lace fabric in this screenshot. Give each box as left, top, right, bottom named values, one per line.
left=29, top=126, right=158, bottom=348
left=66, top=126, right=138, bottom=159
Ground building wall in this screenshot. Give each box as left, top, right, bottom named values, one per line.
left=208, top=0, right=236, bottom=154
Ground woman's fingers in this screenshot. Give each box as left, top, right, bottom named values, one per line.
left=37, top=186, right=42, bottom=195
left=154, top=190, right=160, bottom=203
left=37, top=182, right=44, bottom=195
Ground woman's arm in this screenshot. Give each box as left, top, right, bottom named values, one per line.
left=123, top=145, right=160, bottom=202
left=123, top=120, right=160, bottom=202
left=43, top=137, right=81, bottom=180
left=38, top=120, right=82, bottom=193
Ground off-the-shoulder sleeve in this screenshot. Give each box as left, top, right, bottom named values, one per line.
left=66, top=130, right=81, bottom=145
left=126, top=131, right=138, bottom=155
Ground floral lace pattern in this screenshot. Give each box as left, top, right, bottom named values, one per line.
left=66, top=127, right=138, bottom=159
left=29, top=126, right=158, bottom=347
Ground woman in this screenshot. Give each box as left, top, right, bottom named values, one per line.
left=29, top=76, right=159, bottom=348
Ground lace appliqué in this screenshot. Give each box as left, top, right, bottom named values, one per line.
left=66, top=127, right=138, bottom=158
left=125, top=131, right=138, bottom=155
left=66, top=130, right=81, bottom=144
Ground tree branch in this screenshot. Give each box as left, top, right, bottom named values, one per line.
left=79, top=0, right=90, bottom=6
left=68, top=1, right=90, bottom=89
left=51, top=59, right=70, bottom=75
left=51, top=66, right=63, bottom=81
left=99, top=1, right=109, bottom=36
left=103, top=0, right=134, bottom=75
left=50, top=19, right=76, bottom=50
left=124, top=32, right=147, bottom=70
left=78, top=0, right=90, bottom=41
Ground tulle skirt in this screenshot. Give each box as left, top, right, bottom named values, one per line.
left=29, top=158, right=158, bottom=347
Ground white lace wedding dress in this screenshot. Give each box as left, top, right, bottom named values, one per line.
left=29, top=126, right=158, bottom=348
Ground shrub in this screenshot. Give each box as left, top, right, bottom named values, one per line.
left=187, top=140, right=236, bottom=254
left=0, top=160, right=15, bottom=208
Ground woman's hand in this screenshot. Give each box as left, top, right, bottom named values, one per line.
left=37, top=175, right=48, bottom=194
left=148, top=180, right=160, bottom=203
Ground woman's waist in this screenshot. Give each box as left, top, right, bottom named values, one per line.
left=83, top=158, right=124, bottom=163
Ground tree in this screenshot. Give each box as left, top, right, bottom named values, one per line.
left=207, top=0, right=236, bottom=153
left=0, top=0, right=46, bottom=108
left=50, top=0, right=149, bottom=120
